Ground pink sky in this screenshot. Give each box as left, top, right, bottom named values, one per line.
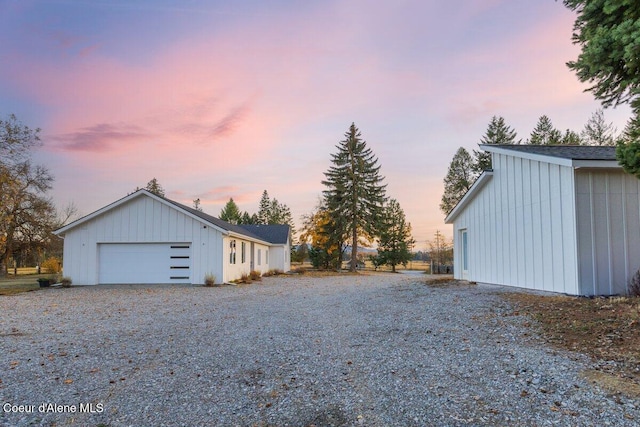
left=0, top=0, right=632, bottom=248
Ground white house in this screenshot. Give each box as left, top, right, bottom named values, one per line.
left=54, top=190, right=291, bottom=285
left=445, top=145, right=640, bottom=296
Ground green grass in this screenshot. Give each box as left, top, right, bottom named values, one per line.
left=0, top=274, right=49, bottom=295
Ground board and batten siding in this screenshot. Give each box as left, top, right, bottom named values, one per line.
left=222, top=237, right=271, bottom=282
left=62, top=196, right=224, bottom=285
left=575, top=170, right=640, bottom=295
left=452, top=153, right=579, bottom=294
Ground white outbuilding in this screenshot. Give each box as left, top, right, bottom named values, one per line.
left=445, top=145, right=640, bottom=296
left=54, top=190, right=291, bottom=285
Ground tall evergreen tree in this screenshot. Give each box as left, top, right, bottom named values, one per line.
left=376, top=199, right=415, bottom=272
left=561, top=129, right=582, bottom=145
left=473, top=116, right=518, bottom=173
left=563, top=1, right=640, bottom=176
left=581, top=109, right=616, bottom=146
left=528, top=115, right=562, bottom=145
left=219, top=198, right=241, bottom=224
left=257, top=190, right=271, bottom=224
left=440, top=147, right=475, bottom=215
left=322, top=123, right=387, bottom=272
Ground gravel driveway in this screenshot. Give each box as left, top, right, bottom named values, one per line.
left=1, top=273, right=638, bottom=426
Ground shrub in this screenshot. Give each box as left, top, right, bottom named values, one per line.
left=60, top=277, right=72, bottom=288
left=204, top=273, right=217, bottom=287
left=41, top=257, right=61, bottom=274
left=263, top=269, right=284, bottom=277
left=249, top=270, right=262, bottom=281
left=629, top=269, right=640, bottom=297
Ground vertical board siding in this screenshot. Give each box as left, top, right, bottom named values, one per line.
left=62, top=195, right=224, bottom=285
left=576, top=171, right=640, bottom=295
left=452, top=153, right=578, bottom=294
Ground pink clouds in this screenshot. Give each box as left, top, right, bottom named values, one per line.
left=50, top=122, right=150, bottom=152
left=3, top=0, right=632, bottom=246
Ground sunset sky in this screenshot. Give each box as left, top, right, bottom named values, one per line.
left=0, top=0, right=633, bottom=248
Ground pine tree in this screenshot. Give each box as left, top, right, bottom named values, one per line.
left=220, top=198, right=241, bottom=224
left=528, top=115, right=562, bottom=145
left=322, top=123, right=387, bottom=272
left=473, top=116, right=518, bottom=173
left=193, top=198, right=202, bottom=212
left=440, top=147, right=475, bottom=215
left=239, top=211, right=256, bottom=224
left=377, top=199, right=415, bottom=272
left=144, top=178, right=165, bottom=197
left=562, top=1, right=640, bottom=176
left=257, top=190, right=270, bottom=224
left=616, top=116, right=640, bottom=179
left=561, top=129, right=582, bottom=145
left=581, top=109, right=616, bottom=146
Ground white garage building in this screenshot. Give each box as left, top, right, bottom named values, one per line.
left=445, top=145, right=640, bottom=296
left=54, top=190, right=291, bottom=285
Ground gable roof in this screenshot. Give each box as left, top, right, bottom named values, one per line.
left=54, top=190, right=288, bottom=245
left=239, top=224, right=290, bottom=245
left=444, top=171, right=493, bottom=224
left=481, top=144, right=620, bottom=168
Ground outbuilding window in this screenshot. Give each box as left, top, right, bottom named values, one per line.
left=230, top=240, right=236, bottom=264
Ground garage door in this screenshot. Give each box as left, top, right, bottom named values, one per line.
left=98, top=243, right=191, bottom=284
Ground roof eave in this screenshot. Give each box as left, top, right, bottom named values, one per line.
left=445, top=171, right=494, bottom=224
left=480, top=145, right=573, bottom=167
left=572, top=160, right=621, bottom=169
left=53, top=190, right=231, bottom=236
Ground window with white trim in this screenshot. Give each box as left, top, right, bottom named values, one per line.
left=229, top=240, right=236, bottom=264
left=257, top=249, right=261, bottom=266
left=241, top=242, right=246, bottom=263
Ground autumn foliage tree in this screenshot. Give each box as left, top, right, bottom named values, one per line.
left=300, top=204, right=344, bottom=269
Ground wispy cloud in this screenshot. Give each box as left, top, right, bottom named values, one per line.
left=50, top=123, right=149, bottom=152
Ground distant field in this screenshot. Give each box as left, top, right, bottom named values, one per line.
left=294, top=260, right=434, bottom=273
left=7, top=267, right=40, bottom=275
left=0, top=274, right=48, bottom=295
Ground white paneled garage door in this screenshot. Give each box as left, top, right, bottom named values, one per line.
left=98, top=243, right=191, bottom=284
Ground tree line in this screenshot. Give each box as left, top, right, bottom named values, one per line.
left=441, top=108, right=637, bottom=215
left=442, top=0, right=640, bottom=216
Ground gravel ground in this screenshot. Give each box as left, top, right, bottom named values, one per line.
left=1, top=273, right=638, bottom=427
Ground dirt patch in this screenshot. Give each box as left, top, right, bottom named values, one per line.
left=421, top=277, right=470, bottom=288
left=503, top=292, right=640, bottom=396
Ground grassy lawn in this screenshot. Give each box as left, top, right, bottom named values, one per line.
left=0, top=274, right=50, bottom=295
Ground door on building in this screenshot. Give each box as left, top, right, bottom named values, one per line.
left=460, top=230, right=469, bottom=280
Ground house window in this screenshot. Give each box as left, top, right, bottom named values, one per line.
left=257, top=249, right=261, bottom=266
left=266, top=249, right=269, bottom=264
left=241, top=242, right=246, bottom=263
left=229, top=240, right=236, bottom=264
